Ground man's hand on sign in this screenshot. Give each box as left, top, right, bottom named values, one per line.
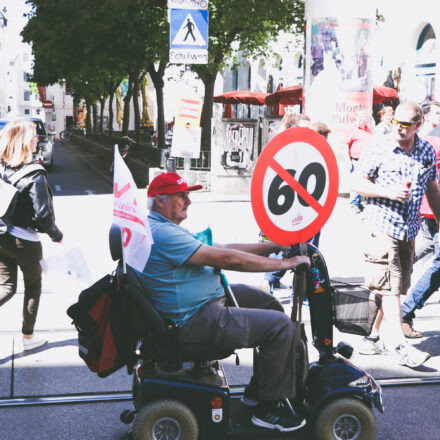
left=285, top=255, right=311, bottom=271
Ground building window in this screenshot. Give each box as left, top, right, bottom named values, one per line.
left=23, top=72, right=30, bottom=82
left=24, top=109, right=30, bottom=115
left=36, top=109, right=41, bottom=115
left=24, top=90, right=30, bottom=101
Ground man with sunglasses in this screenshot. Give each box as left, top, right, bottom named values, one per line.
left=351, top=101, right=440, bottom=367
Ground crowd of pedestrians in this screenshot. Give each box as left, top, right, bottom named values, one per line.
left=266, top=99, right=440, bottom=369
left=347, top=100, right=440, bottom=367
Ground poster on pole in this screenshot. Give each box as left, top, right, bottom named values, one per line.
left=170, top=97, right=203, bottom=158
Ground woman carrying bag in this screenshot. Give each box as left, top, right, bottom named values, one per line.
left=0, top=119, right=63, bottom=351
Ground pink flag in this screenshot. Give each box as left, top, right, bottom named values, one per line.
left=113, top=145, right=153, bottom=271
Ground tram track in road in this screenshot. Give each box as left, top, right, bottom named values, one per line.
left=1, top=377, right=440, bottom=408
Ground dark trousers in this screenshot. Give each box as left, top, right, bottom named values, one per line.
left=178, top=284, right=296, bottom=401
left=0, top=234, right=43, bottom=335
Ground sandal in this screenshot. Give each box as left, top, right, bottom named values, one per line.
left=402, top=322, right=423, bottom=339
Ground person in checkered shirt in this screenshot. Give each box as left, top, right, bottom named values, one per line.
left=351, top=101, right=440, bottom=368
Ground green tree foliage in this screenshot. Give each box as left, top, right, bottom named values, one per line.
left=22, top=0, right=125, bottom=133
left=22, top=0, right=305, bottom=149
left=193, top=0, right=305, bottom=149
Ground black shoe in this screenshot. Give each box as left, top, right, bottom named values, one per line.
left=252, top=401, right=306, bottom=432
left=241, top=377, right=258, bottom=407
left=273, top=280, right=289, bottom=290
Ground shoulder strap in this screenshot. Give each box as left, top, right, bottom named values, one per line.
left=9, top=164, right=45, bottom=186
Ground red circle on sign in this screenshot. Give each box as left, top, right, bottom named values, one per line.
left=43, top=100, right=52, bottom=109
left=251, top=127, right=339, bottom=245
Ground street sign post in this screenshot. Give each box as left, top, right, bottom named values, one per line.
left=168, top=0, right=208, bottom=10
left=169, top=8, right=208, bottom=64
left=251, top=127, right=339, bottom=245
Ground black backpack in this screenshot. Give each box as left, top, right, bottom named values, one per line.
left=66, top=274, right=138, bottom=378
left=0, top=163, right=45, bottom=234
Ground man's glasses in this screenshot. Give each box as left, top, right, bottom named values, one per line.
left=391, top=119, right=418, bottom=128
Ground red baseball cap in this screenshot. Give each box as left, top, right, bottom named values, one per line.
left=147, top=172, right=202, bottom=197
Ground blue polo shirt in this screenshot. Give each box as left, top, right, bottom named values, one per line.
left=135, top=211, right=225, bottom=328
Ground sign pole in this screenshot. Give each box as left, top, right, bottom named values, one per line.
left=183, top=156, right=191, bottom=184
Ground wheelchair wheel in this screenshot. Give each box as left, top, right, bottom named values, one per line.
left=132, top=399, right=198, bottom=440
left=314, top=397, right=376, bottom=440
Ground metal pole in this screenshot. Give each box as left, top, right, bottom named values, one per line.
left=183, top=156, right=191, bottom=184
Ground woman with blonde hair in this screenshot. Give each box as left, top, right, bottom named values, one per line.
left=0, top=119, right=63, bottom=351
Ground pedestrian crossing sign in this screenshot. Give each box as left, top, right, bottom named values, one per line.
left=170, top=9, right=208, bottom=50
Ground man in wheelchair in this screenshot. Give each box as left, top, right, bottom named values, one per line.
left=135, top=172, right=310, bottom=432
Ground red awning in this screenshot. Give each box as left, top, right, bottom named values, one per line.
left=372, top=86, right=399, bottom=104
left=213, top=91, right=269, bottom=105
left=265, top=85, right=303, bottom=107
left=265, top=84, right=398, bottom=108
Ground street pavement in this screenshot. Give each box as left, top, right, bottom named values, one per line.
left=0, top=140, right=439, bottom=439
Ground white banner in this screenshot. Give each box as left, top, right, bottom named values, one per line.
left=113, top=146, right=153, bottom=272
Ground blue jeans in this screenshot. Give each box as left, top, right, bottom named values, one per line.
left=402, top=217, right=439, bottom=322
left=349, top=160, right=362, bottom=207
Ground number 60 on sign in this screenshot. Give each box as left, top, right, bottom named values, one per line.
left=251, top=127, right=339, bottom=245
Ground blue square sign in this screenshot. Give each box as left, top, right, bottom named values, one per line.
left=170, top=9, right=208, bottom=50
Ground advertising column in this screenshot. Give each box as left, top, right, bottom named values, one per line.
left=304, top=0, right=375, bottom=138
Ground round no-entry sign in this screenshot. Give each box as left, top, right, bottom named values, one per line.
left=251, top=127, right=339, bottom=245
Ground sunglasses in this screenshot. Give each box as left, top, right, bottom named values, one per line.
left=391, top=119, right=418, bottom=128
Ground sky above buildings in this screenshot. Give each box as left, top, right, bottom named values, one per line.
left=3, top=0, right=30, bottom=59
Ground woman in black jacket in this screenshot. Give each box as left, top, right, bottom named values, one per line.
left=0, top=119, right=63, bottom=351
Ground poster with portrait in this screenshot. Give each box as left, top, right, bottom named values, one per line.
left=306, top=17, right=373, bottom=135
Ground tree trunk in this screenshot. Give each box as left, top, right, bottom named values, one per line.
left=86, top=101, right=92, bottom=135
left=92, top=103, right=98, bottom=134
left=73, top=95, right=79, bottom=126
left=148, top=61, right=166, bottom=149
left=99, top=98, right=106, bottom=134
left=108, top=92, right=114, bottom=134
left=122, top=73, right=134, bottom=136
left=106, top=81, right=120, bottom=135
left=133, top=73, right=141, bottom=142
left=201, top=73, right=216, bottom=151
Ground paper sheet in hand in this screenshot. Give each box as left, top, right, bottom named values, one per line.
left=40, top=247, right=93, bottom=292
